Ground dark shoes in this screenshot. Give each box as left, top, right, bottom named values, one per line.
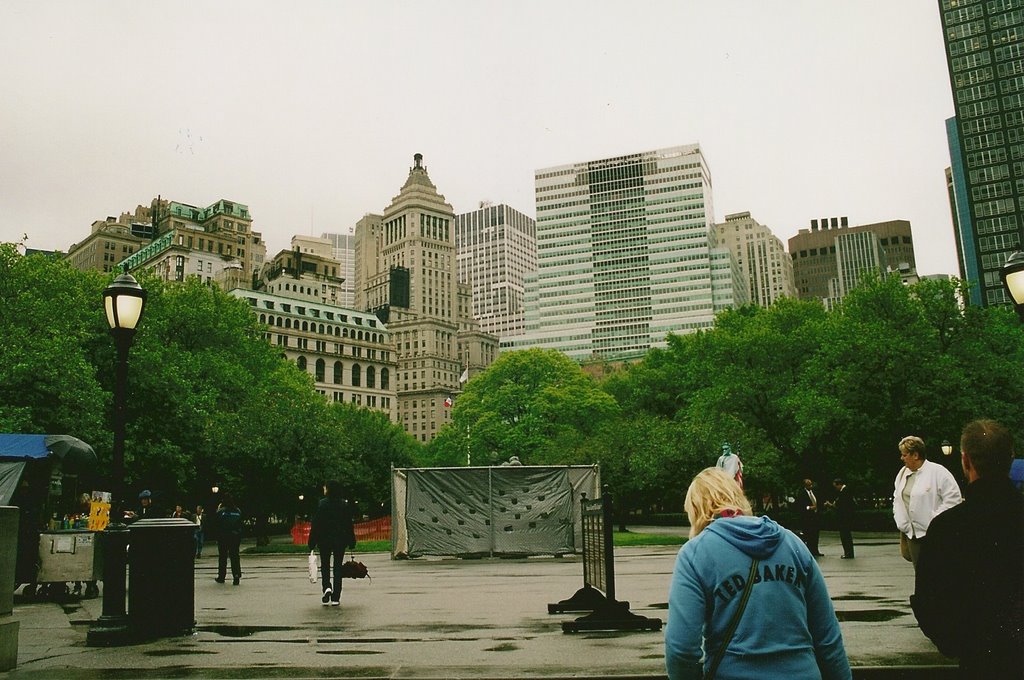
left=214, top=577, right=226, bottom=584
left=840, top=555, right=854, bottom=559
left=233, top=577, right=240, bottom=586
left=322, top=588, right=332, bottom=605
left=813, top=552, right=825, bottom=557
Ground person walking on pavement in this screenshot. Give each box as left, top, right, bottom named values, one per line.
left=827, top=478, right=856, bottom=559
left=892, top=435, right=962, bottom=570
left=308, top=480, right=356, bottom=606
left=214, top=494, right=243, bottom=585
left=799, top=479, right=824, bottom=557
left=911, top=419, right=1023, bottom=679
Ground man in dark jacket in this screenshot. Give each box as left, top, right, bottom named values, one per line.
left=214, top=494, right=243, bottom=586
left=912, top=419, right=1023, bottom=679
left=798, top=478, right=824, bottom=557
left=829, top=478, right=856, bottom=558
left=308, top=480, right=356, bottom=606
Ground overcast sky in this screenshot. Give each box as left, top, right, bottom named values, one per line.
left=1, top=1, right=959, bottom=275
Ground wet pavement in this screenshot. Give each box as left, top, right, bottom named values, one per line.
left=4, top=530, right=954, bottom=679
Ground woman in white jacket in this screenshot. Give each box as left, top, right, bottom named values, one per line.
left=892, top=435, right=962, bottom=569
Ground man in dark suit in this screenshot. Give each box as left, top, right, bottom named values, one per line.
left=830, top=478, right=856, bottom=559
left=798, top=479, right=823, bottom=557
left=912, top=419, right=1023, bottom=679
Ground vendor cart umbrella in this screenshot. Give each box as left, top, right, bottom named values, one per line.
left=43, top=434, right=97, bottom=470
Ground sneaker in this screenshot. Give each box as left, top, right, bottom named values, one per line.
left=321, top=588, right=332, bottom=605
left=329, top=599, right=340, bottom=606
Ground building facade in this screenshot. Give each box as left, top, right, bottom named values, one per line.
left=66, top=205, right=154, bottom=273
left=454, top=203, right=537, bottom=339
left=230, top=288, right=396, bottom=415
left=713, top=211, right=796, bottom=307
left=510, top=143, right=746, bottom=362
left=257, top=235, right=347, bottom=305
left=789, top=217, right=917, bottom=308
left=321, top=231, right=357, bottom=307
left=938, top=0, right=1023, bottom=306
left=354, top=154, right=498, bottom=443
left=117, top=197, right=266, bottom=288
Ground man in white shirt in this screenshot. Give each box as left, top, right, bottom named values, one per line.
left=892, top=435, right=962, bottom=569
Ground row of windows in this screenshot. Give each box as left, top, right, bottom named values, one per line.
left=295, top=357, right=391, bottom=389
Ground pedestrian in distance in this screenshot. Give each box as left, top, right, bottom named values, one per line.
left=892, top=435, right=962, bottom=570
left=308, top=480, right=356, bottom=606
left=826, top=478, right=856, bottom=559
left=123, top=489, right=161, bottom=522
left=194, top=504, right=205, bottom=559
left=911, top=419, right=1023, bottom=680
left=665, top=467, right=851, bottom=680
left=214, top=494, right=243, bottom=586
left=798, top=479, right=824, bottom=557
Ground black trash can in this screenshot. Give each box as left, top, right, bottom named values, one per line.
left=128, top=518, right=195, bottom=639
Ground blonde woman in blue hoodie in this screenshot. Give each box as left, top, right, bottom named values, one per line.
left=666, top=468, right=851, bottom=680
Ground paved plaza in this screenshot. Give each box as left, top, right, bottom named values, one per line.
left=5, top=530, right=954, bottom=679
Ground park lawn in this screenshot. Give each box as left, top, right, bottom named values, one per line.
left=244, top=533, right=684, bottom=554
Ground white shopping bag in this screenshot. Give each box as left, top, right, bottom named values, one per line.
left=308, top=551, right=319, bottom=583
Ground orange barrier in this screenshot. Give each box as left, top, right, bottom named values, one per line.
left=291, top=516, right=390, bottom=545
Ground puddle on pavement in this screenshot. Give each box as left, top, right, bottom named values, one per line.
left=197, top=625, right=299, bottom=637
left=144, top=649, right=218, bottom=656
left=833, top=594, right=884, bottom=601
left=316, top=649, right=385, bottom=655
left=834, top=609, right=905, bottom=622
left=485, top=642, right=519, bottom=652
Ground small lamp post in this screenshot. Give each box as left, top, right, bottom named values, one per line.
left=211, top=484, right=220, bottom=495
left=941, top=440, right=953, bottom=456
left=88, top=267, right=146, bottom=647
left=1000, top=251, right=1024, bottom=321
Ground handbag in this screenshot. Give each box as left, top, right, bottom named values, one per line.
left=706, top=559, right=760, bottom=680
left=307, top=551, right=319, bottom=583
left=899, top=532, right=913, bottom=562
left=340, top=556, right=370, bottom=581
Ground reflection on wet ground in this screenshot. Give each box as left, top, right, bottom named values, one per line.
left=835, top=609, right=906, bottom=622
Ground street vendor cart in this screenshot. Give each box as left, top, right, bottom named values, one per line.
left=0, top=434, right=100, bottom=599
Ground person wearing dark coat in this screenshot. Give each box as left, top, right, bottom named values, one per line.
left=828, top=478, right=856, bottom=558
left=308, top=480, right=356, bottom=606
left=912, top=419, right=1023, bottom=679
left=798, top=478, right=824, bottom=557
left=214, top=494, right=243, bottom=585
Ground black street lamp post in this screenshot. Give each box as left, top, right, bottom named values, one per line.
left=1000, top=251, right=1024, bottom=321
left=87, top=269, right=146, bottom=647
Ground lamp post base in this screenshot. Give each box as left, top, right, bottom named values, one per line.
left=86, top=524, right=131, bottom=647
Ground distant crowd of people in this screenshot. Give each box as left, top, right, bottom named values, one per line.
left=668, top=419, right=1022, bottom=680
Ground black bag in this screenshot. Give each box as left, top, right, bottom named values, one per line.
left=340, top=559, right=369, bottom=580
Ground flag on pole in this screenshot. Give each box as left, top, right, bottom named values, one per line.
left=443, top=396, right=453, bottom=408
left=459, top=368, right=469, bottom=384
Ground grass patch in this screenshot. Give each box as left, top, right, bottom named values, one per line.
left=613, top=531, right=686, bottom=547
left=243, top=539, right=391, bottom=555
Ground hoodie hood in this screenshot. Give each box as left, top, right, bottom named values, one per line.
left=703, top=515, right=782, bottom=559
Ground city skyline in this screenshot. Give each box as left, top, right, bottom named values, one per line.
left=2, top=2, right=960, bottom=277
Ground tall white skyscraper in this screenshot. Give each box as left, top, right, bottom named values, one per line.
left=510, top=144, right=747, bottom=362
left=714, top=211, right=796, bottom=307
left=454, top=203, right=537, bottom=339
left=321, top=231, right=356, bottom=308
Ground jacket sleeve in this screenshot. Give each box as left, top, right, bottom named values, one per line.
left=933, top=467, right=963, bottom=517
left=805, top=560, right=853, bottom=680
left=664, top=548, right=706, bottom=680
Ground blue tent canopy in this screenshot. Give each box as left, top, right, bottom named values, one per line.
left=0, top=434, right=51, bottom=460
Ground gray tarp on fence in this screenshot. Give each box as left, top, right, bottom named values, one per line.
left=392, top=465, right=600, bottom=558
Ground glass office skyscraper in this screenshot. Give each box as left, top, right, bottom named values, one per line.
left=938, top=0, right=1023, bottom=306
left=509, top=144, right=746, bottom=362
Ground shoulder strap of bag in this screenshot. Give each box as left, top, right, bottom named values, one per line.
left=706, top=558, right=760, bottom=680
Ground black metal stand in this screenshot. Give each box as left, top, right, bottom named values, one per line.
left=548, top=489, right=662, bottom=633
left=562, top=599, right=662, bottom=633
left=86, top=524, right=131, bottom=646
